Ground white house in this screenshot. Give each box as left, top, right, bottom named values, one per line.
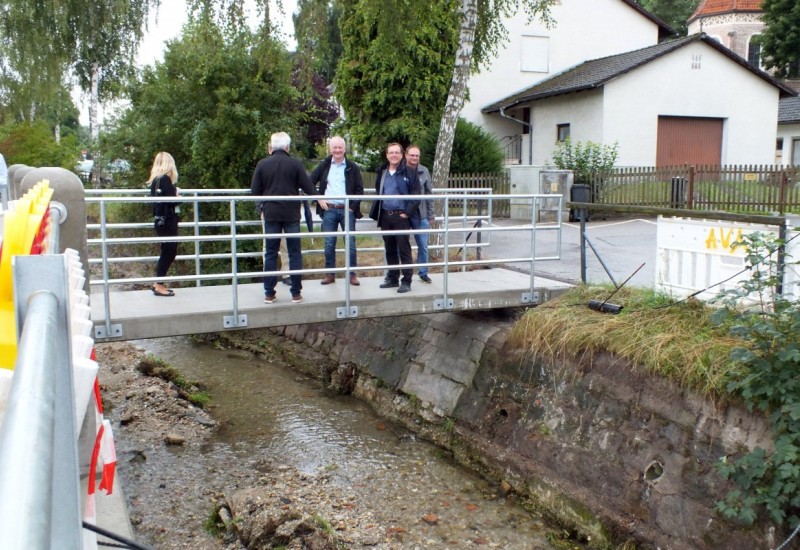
left=778, top=96, right=800, bottom=166
left=481, top=34, right=794, bottom=167
left=462, top=0, right=674, bottom=161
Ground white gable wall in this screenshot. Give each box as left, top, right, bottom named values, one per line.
left=466, top=0, right=661, bottom=136
left=530, top=89, right=605, bottom=165
left=601, top=42, right=779, bottom=165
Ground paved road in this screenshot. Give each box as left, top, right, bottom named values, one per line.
left=484, top=217, right=658, bottom=288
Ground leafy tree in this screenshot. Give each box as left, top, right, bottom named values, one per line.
left=0, top=121, right=81, bottom=168
left=637, top=0, right=700, bottom=36
left=290, top=64, right=339, bottom=158
left=334, top=0, right=460, bottom=150
left=0, top=0, right=160, bottom=139
left=760, top=0, right=800, bottom=79
left=419, top=118, right=503, bottom=174
left=293, top=0, right=343, bottom=84
left=101, top=12, right=297, bottom=189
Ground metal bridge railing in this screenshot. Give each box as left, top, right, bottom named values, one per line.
left=85, top=190, right=563, bottom=339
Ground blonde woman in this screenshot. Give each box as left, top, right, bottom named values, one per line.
left=149, top=152, right=180, bottom=296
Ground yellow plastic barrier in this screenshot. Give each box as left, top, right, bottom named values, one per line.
left=0, top=181, right=53, bottom=370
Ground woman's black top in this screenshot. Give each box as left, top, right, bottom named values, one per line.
left=150, top=175, right=179, bottom=217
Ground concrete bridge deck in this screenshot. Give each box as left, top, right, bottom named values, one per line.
left=90, top=269, right=572, bottom=341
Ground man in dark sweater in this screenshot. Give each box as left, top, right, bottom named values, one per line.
left=251, top=132, right=315, bottom=304
left=369, top=142, right=421, bottom=293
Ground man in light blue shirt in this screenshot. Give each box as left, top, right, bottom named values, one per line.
left=311, top=136, right=364, bottom=286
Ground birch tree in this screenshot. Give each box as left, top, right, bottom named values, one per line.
left=431, top=0, right=554, bottom=188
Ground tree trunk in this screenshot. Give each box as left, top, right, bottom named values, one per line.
left=89, top=62, right=100, bottom=141
left=431, top=0, right=477, bottom=190
left=54, top=122, right=61, bottom=145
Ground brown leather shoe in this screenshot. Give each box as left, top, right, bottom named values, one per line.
left=321, top=274, right=335, bottom=285
left=349, top=274, right=360, bottom=286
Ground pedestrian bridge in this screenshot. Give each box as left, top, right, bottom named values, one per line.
left=88, top=188, right=572, bottom=341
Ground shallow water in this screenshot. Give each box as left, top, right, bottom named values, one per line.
left=126, top=335, right=572, bottom=549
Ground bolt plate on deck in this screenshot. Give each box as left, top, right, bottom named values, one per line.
left=521, top=292, right=540, bottom=304
left=94, top=323, right=123, bottom=339
left=434, top=298, right=454, bottom=310
left=336, top=306, right=359, bottom=319
left=223, top=314, right=248, bottom=328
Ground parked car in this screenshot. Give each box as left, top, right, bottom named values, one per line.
left=74, top=159, right=94, bottom=183
left=96, top=159, right=132, bottom=187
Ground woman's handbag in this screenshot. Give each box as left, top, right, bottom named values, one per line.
left=154, top=215, right=167, bottom=229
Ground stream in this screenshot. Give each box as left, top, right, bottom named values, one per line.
left=121, top=335, right=573, bottom=549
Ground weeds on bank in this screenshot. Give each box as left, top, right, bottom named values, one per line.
left=137, top=354, right=210, bottom=408
left=710, top=232, right=800, bottom=529
left=508, top=285, right=742, bottom=396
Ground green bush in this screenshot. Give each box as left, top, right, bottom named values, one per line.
left=550, top=137, right=618, bottom=183
left=419, top=118, right=504, bottom=174
left=712, top=231, right=800, bottom=528
left=0, top=121, right=80, bottom=168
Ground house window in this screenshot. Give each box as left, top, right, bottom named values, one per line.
left=748, top=35, right=762, bottom=68
left=776, top=138, right=784, bottom=164
left=521, top=35, right=549, bottom=73
left=557, top=124, right=570, bottom=142
left=793, top=138, right=800, bottom=166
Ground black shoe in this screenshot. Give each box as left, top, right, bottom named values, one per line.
left=397, top=283, right=411, bottom=293
left=419, top=274, right=432, bottom=284
left=380, top=280, right=399, bottom=289
left=281, top=276, right=291, bottom=286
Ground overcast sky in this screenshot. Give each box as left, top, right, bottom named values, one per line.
left=75, top=0, right=298, bottom=125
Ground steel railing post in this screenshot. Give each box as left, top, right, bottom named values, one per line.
left=230, top=199, right=240, bottom=325
left=99, top=200, right=113, bottom=338
left=193, top=192, right=201, bottom=287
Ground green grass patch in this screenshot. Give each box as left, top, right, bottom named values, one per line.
left=508, top=285, right=744, bottom=396
left=137, top=354, right=211, bottom=408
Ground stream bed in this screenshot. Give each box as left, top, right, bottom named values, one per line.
left=116, top=336, right=575, bottom=549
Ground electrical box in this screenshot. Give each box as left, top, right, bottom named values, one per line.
left=538, top=170, right=572, bottom=222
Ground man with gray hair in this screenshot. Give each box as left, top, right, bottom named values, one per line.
left=251, top=132, right=315, bottom=304
left=311, top=136, right=364, bottom=286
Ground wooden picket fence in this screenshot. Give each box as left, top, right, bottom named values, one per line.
left=588, top=164, right=800, bottom=214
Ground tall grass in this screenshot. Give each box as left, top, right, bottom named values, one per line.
left=508, top=285, right=744, bottom=396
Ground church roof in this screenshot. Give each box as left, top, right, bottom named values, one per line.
left=689, top=0, right=763, bottom=24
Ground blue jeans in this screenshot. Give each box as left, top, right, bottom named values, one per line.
left=321, top=207, right=357, bottom=272
left=263, top=219, right=302, bottom=297
left=410, top=215, right=430, bottom=276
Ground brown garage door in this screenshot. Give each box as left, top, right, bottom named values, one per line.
left=656, top=116, right=723, bottom=166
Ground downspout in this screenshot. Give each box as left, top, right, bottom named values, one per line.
left=499, top=106, right=533, bottom=164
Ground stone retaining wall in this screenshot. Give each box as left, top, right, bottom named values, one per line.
left=225, top=310, right=781, bottom=549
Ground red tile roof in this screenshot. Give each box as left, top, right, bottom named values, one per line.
left=690, top=0, right=763, bottom=21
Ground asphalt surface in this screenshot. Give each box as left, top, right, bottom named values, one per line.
left=485, top=217, right=658, bottom=288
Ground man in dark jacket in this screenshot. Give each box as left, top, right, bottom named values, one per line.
left=250, top=132, right=315, bottom=304
left=310, top=136, right=364, bottom=286
left=369, top=142, right=421, bottom=293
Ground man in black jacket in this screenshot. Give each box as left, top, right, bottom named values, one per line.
left=251, top=132, right=315, bottom=304
left=310, top=136, right=364, bottom=286
left=369, top=142, right=421, bottom=293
